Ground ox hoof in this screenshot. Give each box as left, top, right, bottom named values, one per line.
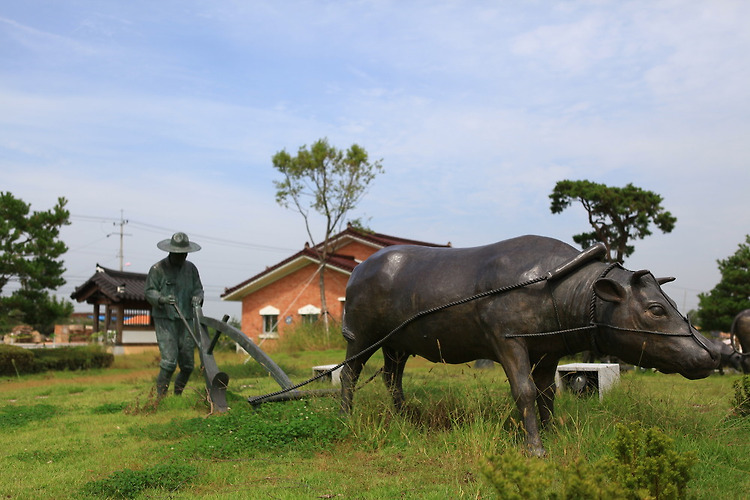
left=527, top=445, right=547, bottom=458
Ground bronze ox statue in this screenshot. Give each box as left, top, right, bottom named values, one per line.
left=731, top=309, right=750, bottom=355
left=711, top=337, right=750, bottom=374
left=339, top=235, right=721, bottom=456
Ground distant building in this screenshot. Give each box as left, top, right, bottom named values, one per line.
left=221, top=225, right=449, bottom=344
left=70, top=265, right=156, bottom=353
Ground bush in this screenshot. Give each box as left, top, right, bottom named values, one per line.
left=483, top=422, right=697, bottom=499
left=32, top=345, right=114, bottom=372
left=0, top=344, right=35, bottom=376
left=0, top=345, right=113, bottom=375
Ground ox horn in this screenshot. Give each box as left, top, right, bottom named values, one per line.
left=657, top=276, right=676, bottom=285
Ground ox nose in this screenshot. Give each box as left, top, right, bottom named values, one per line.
left=691, top=328, right=720, bottom=366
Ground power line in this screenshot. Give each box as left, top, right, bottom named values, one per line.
left=71, top=214, right=296, bottom=253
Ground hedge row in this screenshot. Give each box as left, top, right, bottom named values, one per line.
left=0, top=344, right=114, bottom=376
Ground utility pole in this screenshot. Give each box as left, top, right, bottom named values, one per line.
left=115, top=210, right=130, bottom=271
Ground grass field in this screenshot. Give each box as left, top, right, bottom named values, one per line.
left=1, top=348, right=749, bottom=499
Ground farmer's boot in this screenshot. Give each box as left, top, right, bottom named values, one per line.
left=156, top=368, right=174, bottom=398
left=174, top=369, right=192, bottom=396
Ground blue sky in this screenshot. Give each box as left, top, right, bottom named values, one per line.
left=2, top=0, right=749, bottom=319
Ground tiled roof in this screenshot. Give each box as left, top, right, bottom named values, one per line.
left=221, top=226, right=449, bottom=300
left=70, top=264, right=148, bottom=304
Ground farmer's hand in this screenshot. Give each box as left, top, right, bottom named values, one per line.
left=191, top=296, right=202, bottom=306
left=159, top=295, right=176, bottom=305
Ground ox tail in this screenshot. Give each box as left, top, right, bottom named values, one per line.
left=730, top=315, right=740, bottom=352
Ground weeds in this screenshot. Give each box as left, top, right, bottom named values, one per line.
left=730, top=375, right=750, bottom=417
left=276, top=321, right=347, bottom=353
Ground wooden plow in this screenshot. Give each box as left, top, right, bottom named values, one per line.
left=176, top=305, right=338, bottom=413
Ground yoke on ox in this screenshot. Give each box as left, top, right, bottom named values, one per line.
left=339, top=235, right=720, bottom=456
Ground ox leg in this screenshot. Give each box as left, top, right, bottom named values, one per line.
left=494, top=341, right=545, bottom=456
left=382, top=346, right=408, bottom=412
left=531, top=360, right=558, bottom=429
left=339, top=341, right=372, bottom=416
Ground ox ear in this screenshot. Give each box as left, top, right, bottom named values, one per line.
left=594, top=278, right=626, bottom=303
left=657, top=276, right=676, bottom=285
left=631, top=269, right=650, bottom=284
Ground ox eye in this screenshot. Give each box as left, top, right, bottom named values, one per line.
left=648, top=304, right=667, bottom=317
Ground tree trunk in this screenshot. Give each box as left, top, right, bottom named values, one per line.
left=318, top=261, right=330, bottom=336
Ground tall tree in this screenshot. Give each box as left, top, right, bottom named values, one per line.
left=0, top=192, right=72, bottom=334
left=697, top=235, right=750, bottom=332
left=272, top=138, right=384, bottom=331
left=549, top=180, right=677, bottom=263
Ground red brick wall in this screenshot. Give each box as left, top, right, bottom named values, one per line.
left=240, top=265, right=350, bottom=344
left=238, top=239, right=382, bottom=346
left=336, top=240, right=381, bottom=262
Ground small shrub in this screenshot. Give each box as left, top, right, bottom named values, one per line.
left=602, top=422, right=697, bottom=499
left=33, top=345, right=114, bottom=372
left=80, top=463, right=198, bottom=499
left=483, top=422, right=697, bottom=499
left=0, top=344, right=35, bottom=375
left=481, top=447, right=557, bottom=500
left=730, top=375, right=750, bottom=417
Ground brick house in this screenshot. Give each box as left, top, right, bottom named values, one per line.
left=221, top=225, right=449, bottom=344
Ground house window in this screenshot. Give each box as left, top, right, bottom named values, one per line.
left=298, top=304, right=321, bottom=324
left=259, top=305, right=280, bottom=338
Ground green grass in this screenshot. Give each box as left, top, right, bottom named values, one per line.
left=0, top=350, right=748, bottom=498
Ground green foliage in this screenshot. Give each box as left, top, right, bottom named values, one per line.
left=549, top=180, right=676, bottom=263
left=276, top=320, right=347, bottom=353
left=697, top=235, right=750, bottom=331
left=0, top=192, right=72, bottom=334
left=0, top=345, right=113, bottom=375
left=272, top=139, right=384, bottom=233
left=136, top=399, right=347, bottom=458
left=0, top=343, right=35, bottom=375
left=602, top=423, right=697, bottom=499
left=272, top=138, right=383, bottom=325
left=730, top=375, right=750, bottom=417
left=80, top=463, right=198, bottom=499
left=483, top=422, right=696, bottom=500
left=0, top=404, right=57, bottom=429
left=482, top=447, right=559, bottom=499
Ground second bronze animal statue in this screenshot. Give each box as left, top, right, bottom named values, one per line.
left=339, top=235, right=721, bottom=456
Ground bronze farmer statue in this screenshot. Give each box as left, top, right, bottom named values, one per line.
left=145, top=232, right=204, bottom=397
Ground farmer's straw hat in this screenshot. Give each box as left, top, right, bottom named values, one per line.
left=157, top=232, right=201, bottom=253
